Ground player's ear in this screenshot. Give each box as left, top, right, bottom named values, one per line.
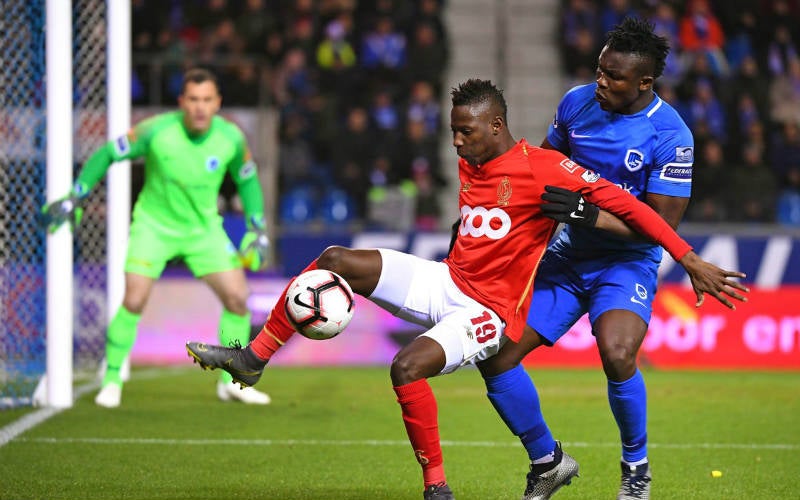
left=491, top=116, right=503, bottom=135
left=639, top=75, right=654, bottom=92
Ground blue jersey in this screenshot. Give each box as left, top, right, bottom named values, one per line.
left=546, top=83, right=693, bottom=262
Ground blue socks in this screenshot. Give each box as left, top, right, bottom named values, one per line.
left=608, top=369, right=648, bottom=463
left=485, top=364, right=556, bottom=461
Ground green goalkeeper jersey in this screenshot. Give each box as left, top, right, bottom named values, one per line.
left=76, top=110, right=263, bottom=236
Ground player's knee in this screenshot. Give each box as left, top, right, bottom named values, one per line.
left=598, top=345, right=638, bottom=380
left=316, top=246, right=351, bottom=276
left=390, top=351, right=429, bottom=385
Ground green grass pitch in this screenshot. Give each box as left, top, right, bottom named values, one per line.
left=1, top=366, right=798, bottom=499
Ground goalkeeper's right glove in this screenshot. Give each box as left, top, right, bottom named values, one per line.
left=41, top=192, right=84, bottom=233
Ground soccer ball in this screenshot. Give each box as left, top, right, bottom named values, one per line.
left=284, top=269, right=355, bottom=340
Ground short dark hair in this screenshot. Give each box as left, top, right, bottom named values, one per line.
left=605, top=17, right=670, bottom=78
left=181, top=68, right=219, bottom=93
left=451, top=79, right=507, bottom=119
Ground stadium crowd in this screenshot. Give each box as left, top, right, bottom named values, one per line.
left=131, top=0, right=449, bottom=231
left=129, top=0, right=800, bottom=228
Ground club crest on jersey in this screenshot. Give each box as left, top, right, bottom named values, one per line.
left=206, top=156, right=220, bottom=172
left=635, top=283, right=648, bottom=300
left=581, top=170, right=600, bottom=183
left=497, top=176, right=512, bottom=206
left=675, top=146, right=694, bottom=162
left=559, top=158, right=579, bottom=173
left=624, top=149, right=645, bottom=172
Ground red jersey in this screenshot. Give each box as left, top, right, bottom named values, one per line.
left=444, top=139, right=691, bottom=342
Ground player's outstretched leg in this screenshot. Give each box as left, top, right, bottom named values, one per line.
left=423, top=483, right=454, bottom=500
left=617, top=461, right=651, bottom=500
left=523, top=442, right=580, bottom=500
left=186, top=342, right=266, bottom=388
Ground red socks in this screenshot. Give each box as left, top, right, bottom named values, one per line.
left=394, top=379, right=446, bottom=487
left=250, top=260, right=319, bottom=361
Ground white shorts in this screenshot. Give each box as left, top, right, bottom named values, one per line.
left=369, top=249, right=507, bottom=375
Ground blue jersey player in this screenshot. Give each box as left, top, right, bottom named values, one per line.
left=475, top=17, right=733, bottom=500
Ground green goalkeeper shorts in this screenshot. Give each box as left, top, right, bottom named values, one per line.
left=125, top=218, right=242, bottom=279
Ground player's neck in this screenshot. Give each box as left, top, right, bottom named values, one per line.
left=621, top=91, right=655, bottom=115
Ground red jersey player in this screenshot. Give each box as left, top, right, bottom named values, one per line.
left=186, top=79, right=747, bottom=500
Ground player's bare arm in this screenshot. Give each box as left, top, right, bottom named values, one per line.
left=678, top=251, right=749, bottom=310
left=595, top=192, right=689, bottom=237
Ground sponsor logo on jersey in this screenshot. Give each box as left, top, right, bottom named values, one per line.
left=616, top=182, right=634, bottom=193
left=660, top=163, right=692, bottom=182
left=206, top=156, right=220, bottom=172
left=675, top=146, right=694, bottom=162
left=113, top=134, right=131, bottom=156
left=497, top=176, right=512, bottom=206
left=239, top=160, right=256, bottom=179
left=459, top=205, right=511, bottom=240
left=581, top=170, right=600, bottom=183
left=624, top=149, right=645, bottom=172
left=559, top=158, right=579, bottom=173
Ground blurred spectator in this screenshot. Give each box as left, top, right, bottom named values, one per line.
left=333, top=107, right=377, bottom=214
left=726, top=142, right=778, bottom=222
left=599, top=0, right=637, bottom=37
left=686, top=138, right=728, bottom=222
left=769, top=121, right=800, bottom=181
left=360, top=15, right=407, bottom=89
left=685, top=78, right=726, bottom=142
left=776, top=167, right=800, bottom=225
left=766, top=25, right=800, bottom=77
left=769, top=58, right=800, bottom=127
left=406, top=21, right=449, bottom=96
left=563, top=26, right=598, bottom=84
left=678, top=0, right=729, bottom=76
left=406, top=81, right=440, bottom=136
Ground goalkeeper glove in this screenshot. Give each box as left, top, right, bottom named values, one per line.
left=540, top=185, right=599, bottom=229
left=40, top=193, right=84, bottom=233
left=239, top=215, right=270, bottom=272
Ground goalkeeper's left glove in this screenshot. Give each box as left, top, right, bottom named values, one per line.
left=540, top=185, right=599, bottom=229
left=40, top=193, right=84, bottom=233
left=239, top=216, right=270, bottom=272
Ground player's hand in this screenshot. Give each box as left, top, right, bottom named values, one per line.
left=448, top=218, right=460, bottom=255
left=40, top=194, right=84, bottom=233
left=678, top=251, right=749, bottom=309
left=239, top=229, right=270, bottom=271
left=541, top=185, right=599, bottom=228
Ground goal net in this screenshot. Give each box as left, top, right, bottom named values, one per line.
left=1, top=0, right=110, bottom=408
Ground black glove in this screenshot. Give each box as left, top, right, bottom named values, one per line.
left=448, top=218, right=460, bottom=255
left=541, top=185, right=599, bottom=228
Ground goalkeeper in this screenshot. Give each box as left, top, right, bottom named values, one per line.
left=43, top=68, right=271, bottom=407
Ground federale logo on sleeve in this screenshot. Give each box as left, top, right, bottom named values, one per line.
left=239, top=160, right=256, bottom=179
left=113, top=134, right=131, bottom=156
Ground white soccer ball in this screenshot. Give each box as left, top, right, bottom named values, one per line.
left=284, top=269, right=355, bottom=340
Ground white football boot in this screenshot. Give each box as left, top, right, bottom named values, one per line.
left=216, top=381, right=271, bottom=405
left=94, top=382, right=122, bottom=408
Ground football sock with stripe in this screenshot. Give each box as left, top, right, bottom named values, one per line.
left=218, top=310, right=252, bottom=384
left=102, top=307, right=140, bottom=386
left=485, top=364, right=557, bottom=464
left=250, top=260, right=318, bottom=361
left=608, top=368, right=648, bottom=463
left=394, top=379, right=446, bottom=488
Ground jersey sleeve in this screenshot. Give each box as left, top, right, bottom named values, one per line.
left=545, top=85, right=583, bottom=153
left=647, top=118, right=694, bottom=198
left=226, top=127, right=266, bottom=229
left=73, top=115, right=157, bottom=196
left=536, top=151, right=692, bottom=261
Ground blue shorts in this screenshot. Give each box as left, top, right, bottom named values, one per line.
left=527, top=251, right=660, bottom=345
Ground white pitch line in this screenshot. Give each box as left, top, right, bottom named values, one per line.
left=11, top=436, right=800, bottom=451
left=0, top=367, right=177, bottom=448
